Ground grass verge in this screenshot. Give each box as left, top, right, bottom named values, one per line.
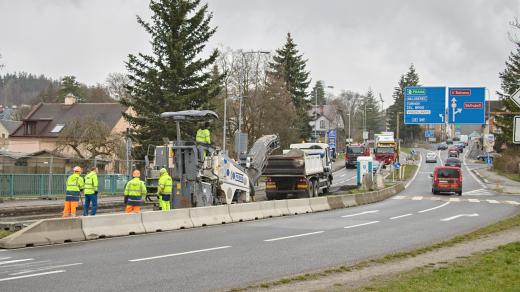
left=495, top=169, right=520, bottom=183
left=235, top=212, right=520, bottom=291
left=0, top=230, right=13, bottom=239
left=354, top=241, right=520, bottom=291
left=388, top=164, right=417, bottom=181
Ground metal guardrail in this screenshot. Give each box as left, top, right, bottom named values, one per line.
left=0, top=174, right=130, bottom=197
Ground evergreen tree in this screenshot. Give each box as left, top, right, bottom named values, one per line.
left=122, top=0, right=220, bottom=157
left=269, top=33, right=311, bottom=139
left=387, top=64, right=422, bottom=142
left=57, top=76, right=83, bottom=102
left=496, top=26, right=520, bottom=148
left=311, top=80, right=326, bottom=106
left=357, top=89, right=383, bottom=139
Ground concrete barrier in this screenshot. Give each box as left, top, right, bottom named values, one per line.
left=81, top=213, right=145, bottom=240
left=0, top=218, right=85, bottom=249
left=309, top=197, right=331, bottom=212
left=258, top=201, right=283, bottom=218
left=327, top=195, right=345, bottom=209
left=189, top=205, right=232, bottom=227
left=287, top=198, right=311, bottom=215
left=141, top=209, right=193, bottom=232
left=340, top=194, right=357, bottom=207
left=228, top=203, right=263, bottom=222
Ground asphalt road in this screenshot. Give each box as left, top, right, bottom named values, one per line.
left=0, top=144, right=518, bottom=291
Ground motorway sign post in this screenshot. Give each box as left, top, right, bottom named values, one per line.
left=327, top=129, right=337, bottom=156
left=514, top=116, right=520, bottom=144
left=448, top=87, right=486, bottom=124
left=404, top=87, right=446, bottom=124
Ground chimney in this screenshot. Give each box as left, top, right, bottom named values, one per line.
left=64, top=93, right=77, bottom=105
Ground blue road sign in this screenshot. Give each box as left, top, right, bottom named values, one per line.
left=448, top=87, right=486, bottom=124
left=327, top=129, right=337, bottom=149
left=404, top=87, right=446, bottom=124
left=424, top=130, right=434, bottom=138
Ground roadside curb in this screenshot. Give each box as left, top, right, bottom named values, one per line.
left=0, top=183, right=405, bottom=249
left=472, top=169, right=490, bottom=184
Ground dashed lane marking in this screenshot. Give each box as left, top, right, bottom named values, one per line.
left=390, top=213, right=413, bottom=220
left=463, top=189, right=492, bottom=196
left=0, top=270, right=65, bottom=282
left=392, top=196, right=520, bottom=205
left=418, top=202, right=450, bottom=213
left=412, top=196, right=423, bottom=200
left=264, top=231, right=324, bottom=242
left=344, top=221, right=380, bottom=229
left=129, top=246, right=232, bottom=262
left=441, top=213, right=479, bottom=222
left=8, top=263, right=83, bottom=276
left=341, top=210, right=379, bottom=218
left=0, top=259, right=34, bottom=266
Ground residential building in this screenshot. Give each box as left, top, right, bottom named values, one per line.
left=0, top=119, right=22, bottom=150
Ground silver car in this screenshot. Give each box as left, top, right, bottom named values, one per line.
left=425, top=151, right=437, bottom=163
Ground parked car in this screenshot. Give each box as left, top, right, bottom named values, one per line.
left=425, top=151, right=437, bottom=163
left=437, top=143, right=448, bottom=150
left=448, top=148, right=459, bottom=158
left=431, top=166, right=462, bottom=195
left=444, top=157, right=461, bottom=168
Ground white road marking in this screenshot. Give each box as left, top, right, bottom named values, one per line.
left=129, top=246, right=232, bottom=262
left=505, top=201, right=520, bottom=205
left=393, top=196, right=405, bottom=200
left=418, top=202, right=450, bottom=213
left=438, top=150, right=443, bottom=165
left=0, top=270, right=65, bottom=282
left=441, top=213, right=479, bottom=221
left=264, top=231, right=324, bottom=242
left=463, top=147, right=487, bottom=188
left=9, top=263, right=83, bottom=276
left=486, top=199, right=500, bottom=204
left=341, top=210, right=379, bottom=218
left=0, top=259, right=34, bottom=266
left=344, top=221, right=380, bottom=229
left=468, top=199, right=480, bottom=203
left=390, top=213, right=413, bottom=220
left=405, top=153, right=422, bottom=189
left=412, top=196, right=423, bottom=200
left=430, top=197, right=442, bottom=201
left=449, top=198, right=461, bottom=202
left=0, top=257, right=11, bottom=261
left=463, top=188, right=492, bottom=196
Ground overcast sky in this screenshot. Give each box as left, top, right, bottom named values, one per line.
left=0, top=0, right=518, bottom=106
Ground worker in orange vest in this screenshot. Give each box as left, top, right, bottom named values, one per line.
left=63, top=166, right=84, bottom=218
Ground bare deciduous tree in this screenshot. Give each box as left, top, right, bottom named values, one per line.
left=106, top=72, right=130, bottom=101
left=56, top=117, right=123, bottom=159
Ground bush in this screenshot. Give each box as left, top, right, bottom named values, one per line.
left=493, top=149, right=520, bottom=174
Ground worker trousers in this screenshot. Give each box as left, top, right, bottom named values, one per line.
left=159, top=196, right=170, bottom=211
left=83, top=193, right=98, bottom=216
left=63, top=201, right=79, bottom=218
left=125, top=205, right=141, bottom=213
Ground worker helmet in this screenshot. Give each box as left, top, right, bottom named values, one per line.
left=132, top=169, right=141, bottom=177
left=159, top=168, right=167, bottom=174
left=73, top=166, right=81, bottom=173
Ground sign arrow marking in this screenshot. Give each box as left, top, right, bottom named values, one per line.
left=441, top=213, right=479, bottom=222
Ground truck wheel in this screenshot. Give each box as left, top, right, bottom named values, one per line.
left=313, top=180, right=319, bottom=197
left=323, top=180, right=331, bottom=194
left=306, top=182, right=314, bottom=198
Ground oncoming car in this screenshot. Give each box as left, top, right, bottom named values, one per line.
left=425, top=152, right=437, bottom=163
left=431, top=166, right=462, bottom=196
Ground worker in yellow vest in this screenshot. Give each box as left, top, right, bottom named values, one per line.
left=157, top=168, right=172, bottom=211
left=124, top=169, right=147, bottom=213
left=196, top=122, right=211, bottom=159
left=63, top=166, right=84, bottom=218
left=83, top=166, right=99, bottom=216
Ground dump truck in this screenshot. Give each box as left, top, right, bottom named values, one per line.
left=374, top=132, right=399, bottom=165
left=263, top=143, right=333, bottom=200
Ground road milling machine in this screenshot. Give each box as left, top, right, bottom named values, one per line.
left=144, top=110, right=279, bottom=209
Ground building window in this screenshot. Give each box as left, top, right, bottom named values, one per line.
left=1, top=133, right=4, bottom=139
left=25, top=122, right=36, bottom=135
left=320, top=120, right=326, bottom=129
left=50, top=124, right=65, bottom=133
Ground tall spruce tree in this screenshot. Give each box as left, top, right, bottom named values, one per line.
left=57, top=76, right=83, bottom=102
left=357, top=89, right=383, bottom=139
left=387, top=64, right=422, bottom=142
left=496, top=20, right=520, bottom=149
left=269, top=33, right=311, bottom=139
left=122, top=0, right=220, bottom=157
left=311, top=80, right=326, bottom=106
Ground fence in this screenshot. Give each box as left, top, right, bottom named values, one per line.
left=0, top=174, right=130, bottom=197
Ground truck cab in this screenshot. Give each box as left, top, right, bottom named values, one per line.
left=345, top=144, right=369, bottom=168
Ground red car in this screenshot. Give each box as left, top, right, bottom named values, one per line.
left=448, top=148, right=459, bottom=158
left=431, top=166, right=462, bottom=195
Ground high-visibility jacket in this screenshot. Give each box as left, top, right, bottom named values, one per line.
left=157, top=172, right=173, bottom=201
left=196, top=128, right=211, bottom=144
left=66, top=173, right=84, bottom=192
left=84, top=171, right=98, bottom=195
left=124, top=177, right=147, bottom=206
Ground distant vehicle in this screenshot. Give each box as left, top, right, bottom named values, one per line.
left=448, top=149, right=459, bottom=158
left=431, top=166, right=462, bottom=195
left=446, top=139, right=453, bottom=145
left=460, top=135, right=469, bottom=146
left=425, top=152, right=437, bottom=163
left=454, top=142, right=465, bottom=151
left=374, top=132, right=399, bottom=165
left=444, top=157, right=461, bottom=168
left=345, top=144, right=369, bottom=168
left=437, top=144, right=448, bottom=150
